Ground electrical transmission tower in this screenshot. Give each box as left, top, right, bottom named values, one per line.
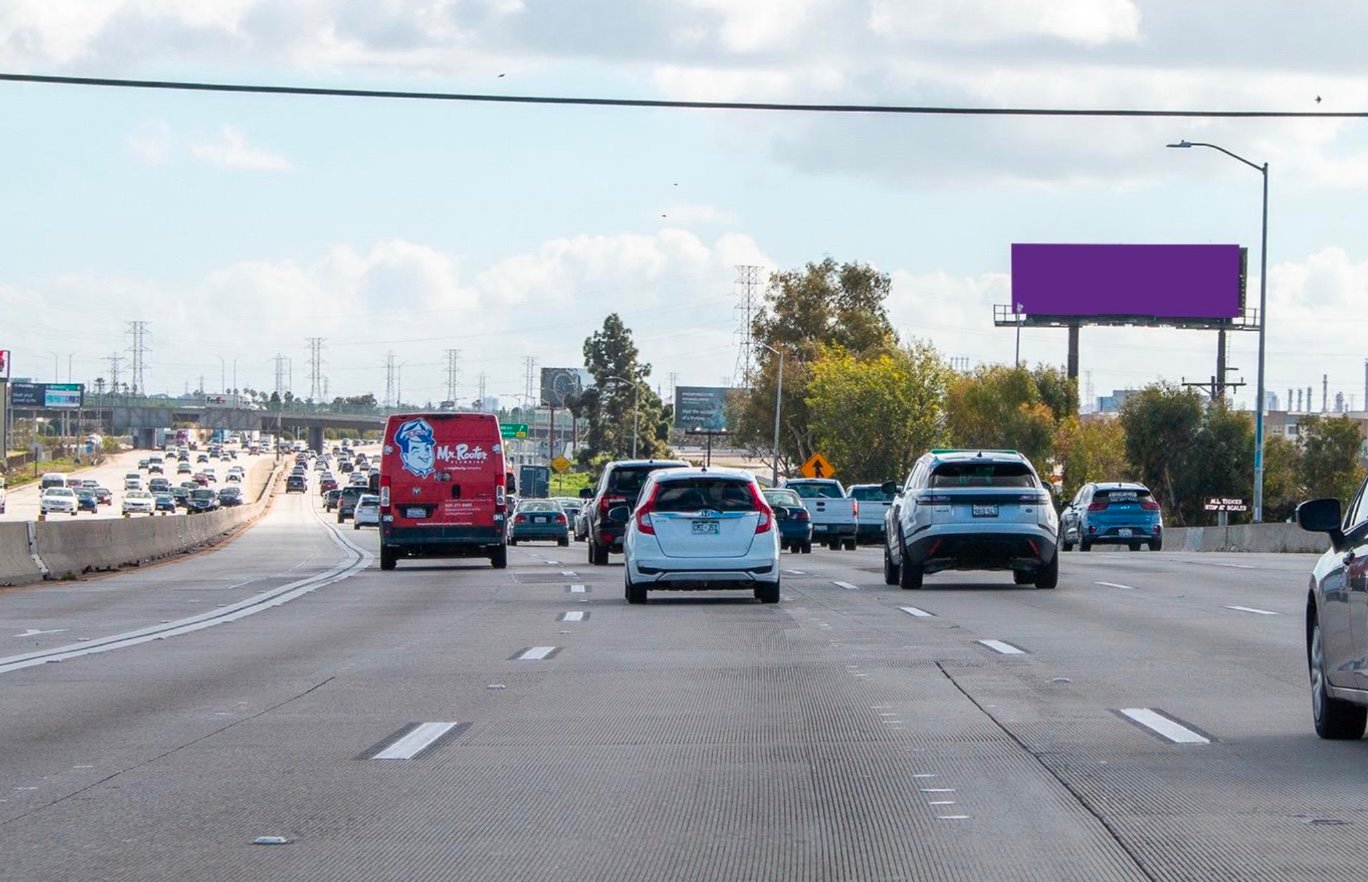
left=478, top=373, right=488, bottom=410
left=523, top=356, right=537, bottom=408
left=126, top=321, right=149, bottom=395
left=445, top=349, right=462, bottom=404
left=306, top=337, right=325, bottom=401
left=668, top=371, right=679, bottom=404
left=733, top=265, right=764, bottom=388
left=274, top=354, right=286, bottom=398
left=106, top=354, right=123, bottom=395
left=384, top=352, right=397, bottom=408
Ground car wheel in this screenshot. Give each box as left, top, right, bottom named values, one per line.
left=1079, top=539, right=1092, bottom=552
left=380, top=548, right=397, bottom=571
left=843, top=538, right=857, bottom=551
left=1310, top=619, right=1367, bottom=739
left=591, top=539, right=609, bottom=566
left=883, top=544, right=899, bottom=586
left=558, top=537, right=569, bottom=547
left=1035, top=553, right=1059, bottom=589
left=1149, top=538, right=1163, bottom=551
left=508, top=538, right=518, bottom=546
left=755, top=577, right=780, bottom=604
left=1013, top=570, right=1033, bottom=585
left=898, top=552, right=923, bottom=590
left=801, top=541, right=812, bottom=554
left=490, top=545, right=508, bottom=570
left=1128, top=541, right=1142, bottom=551
left=353, top=522, right=359, bottom=531
left=827, top=539, right=840, bottom=551
left=625, top=571, right=647, bottom=604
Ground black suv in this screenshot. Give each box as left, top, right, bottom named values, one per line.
left=580, top=459, right=689, bottom=565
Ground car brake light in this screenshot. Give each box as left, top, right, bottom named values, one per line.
left=635, top=486, right=658, bottom=535
left=514, top=514, right=526, bottom=523
left=1087, top=501, right=1107, bottom=511
left=795, top=508, right=809, bottom=521
left=851, top=499, right=859, bottom=517
left=379, top=479, right=391, bottom=513
left=918, top=493, right=952, bottom=505
left=1140, top=499, right=1160, bottom=511
left=747, top=483, right=774, bottom=534
left=555, top=514, right=567, bottom=524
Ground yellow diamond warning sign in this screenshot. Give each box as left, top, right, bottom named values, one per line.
left=800, top=452, right=835, bottom=480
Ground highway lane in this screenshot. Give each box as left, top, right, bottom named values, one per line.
left=1, top=516, right=1363, bottom=881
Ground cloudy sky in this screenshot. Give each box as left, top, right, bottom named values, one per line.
left=2, top=0, right=1368, bottom=412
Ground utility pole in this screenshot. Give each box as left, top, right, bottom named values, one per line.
left=1323, top=374, right=1329, bottom=412
left=273, top=354, right=285, bottom=399
left=306, top=337, right=324, bottom=402
left=733, top=265, right=763, bottom=388
left=668, top=372, right=679, bottom=406
left=478, top=373, right=488, bottom=410
left=126, top=321, right=149, bottom=395
left=445, top=349, right=462, bottom=404
left=106, top=354, right=123, bottom=399
left=1182, top=375, right=1245, bottom=401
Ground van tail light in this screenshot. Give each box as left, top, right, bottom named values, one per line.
left=379, top=477, right=391, bottom=513
left=635, top=488, right=658, bottom=535
left=747, top=483, right=774, bottom=534
left=1087, top=501, right=1108, bottom=511
left=1140, top=499, right=1160, bottom=511
left=495, top=484, right=506, bottom=507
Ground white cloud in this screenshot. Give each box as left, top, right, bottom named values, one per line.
left=127, top=121, right=172, bottom=165
left=869, top=0, right=1141, bottom=46
left=190, top=126, right=292, bottom=172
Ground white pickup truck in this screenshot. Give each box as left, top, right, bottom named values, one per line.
left=781, top=478, right=859, bottom=551
left=847, top=483, right=896, bottom=545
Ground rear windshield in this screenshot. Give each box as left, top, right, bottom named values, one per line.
left=849, top=486, right=894, bottom=502
left=652, top=478, right=757, bottom=512
left=191, top=489, right=215, bottom=500
left=929, top=462, right=1036, bottom=488
left=607, top=466, right=680, bottom=498
left=763, top=489, right=802, bottom=508
left=518, top=501, right=559, bottom=512
left=787, top=482, right=844, bottom=499
left=1095, top=488, right=1150, bottom=502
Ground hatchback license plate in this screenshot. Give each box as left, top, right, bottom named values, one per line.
left=971, top=505, right=999, bottom=518
left=692, top=521, right=720, bottom=535
left=1118, top=527, right=1133, bottom=537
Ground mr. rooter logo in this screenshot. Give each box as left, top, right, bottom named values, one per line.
left=393, top=418, right=490, bottom=479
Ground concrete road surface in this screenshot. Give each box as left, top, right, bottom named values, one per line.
left=0, top=498, right=1355, bottom=881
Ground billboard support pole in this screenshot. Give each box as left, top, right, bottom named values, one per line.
left=1066, top=322, right=1080, bottom=380
left=1216, top=329, right=1227, bottom=400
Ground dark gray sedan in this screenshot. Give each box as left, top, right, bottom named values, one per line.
left=508, top=500, right=570, bottom=547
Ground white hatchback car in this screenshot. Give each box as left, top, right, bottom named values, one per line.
left=621, top=467, right=781, bottom=604
left=40, top=487, right=79, bottom=516
left=353, top=494, right=380, bottom=529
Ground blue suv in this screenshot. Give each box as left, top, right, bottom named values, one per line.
left=1059, top=482, right=1162, bottom=551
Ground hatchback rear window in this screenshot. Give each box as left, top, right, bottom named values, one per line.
left=652, top=478, right=757, bottom=512
left=929, top=462, right=1036, bottom=488
left=1095, top=488, right=1150, bottom=503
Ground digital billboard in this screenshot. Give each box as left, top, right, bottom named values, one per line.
left=10, top=383, right=42, bottom=407
left=1011, top=244, right=1244, bottom=321
left=539, top=367, right=584, bottom=408
left=674, top=386, right=733, bottom=432
left=9, top=383, right=84, bottom=408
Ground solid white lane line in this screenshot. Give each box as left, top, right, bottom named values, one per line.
left=561, top=611, right=586, bottom=622
left=1095, top=581, right=1136, bottom=591
left=1226, top=605, right=1278, bottom=616
left=899, top=606, right=934, bottom=617
left=1200, top=562, right=1256, bottom=570
left=928, top=801, right=956, bottom=806
left=938, top=815, right=971, bottom=820
left=518, top=646, right=558, bottom=661
left=978, top=639, right=1025, bottom=655
left=372, top=722, right=459, bottom=760
left=15, top=628, right=67, bottom=637
left=1119, top=708, right=1210, bottom=744
left=833, top=581, right=860, bottom=590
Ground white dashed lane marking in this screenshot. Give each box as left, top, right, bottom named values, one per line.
left=833, top=581, right=859, bottom=591
left=1095, top=581, right=1136, bottom=591
left=977, top=639, right=1026, bottom=655
left=559, top=611, right=587, bottom=622
left=371, top=722, right=460, bottom=760
left=567, top=584, right=588, bottom=593
left=899, top=606, right=934, bottom=617
left=1118, top=708, right=1211, bottom=744
left=515, top=646, right=560, bottom=661
left=1226, top=605, right=1278, bottom=616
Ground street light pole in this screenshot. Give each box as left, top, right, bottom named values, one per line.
left=753, top=342, right=784, bottom=486
left=1168, top=139, right=1269, bottom=523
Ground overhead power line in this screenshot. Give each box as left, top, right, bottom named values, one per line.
left=0, top=72, right=1363, bottom=118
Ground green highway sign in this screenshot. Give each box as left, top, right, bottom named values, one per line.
left=500, top=423, right=529, bottom=439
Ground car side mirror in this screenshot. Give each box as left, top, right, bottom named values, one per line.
left=771, top=505, right=788, bottom=519
left=579, top=488, right=593, bottom=499
left=607, top=505, right=630, bottom=524
left=880, top=481, right=898, bottom=496
left=1297, top=498, right=1344, bottom=547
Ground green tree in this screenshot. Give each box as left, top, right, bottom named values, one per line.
left=1031, top=364, right=1079, bottom=425
left=1119, top=384, right=1204, bottom=520
left=1261, top=434, right=1302, bottom=522
left=1299, top=415, right=1366, bottom=503
left=1055, top=415, right=1129, bottom=502
left=731, top=259, right=897, bottom=473
left=1186, top=405, right=1254, bottom=524
left=805, top=342, right=949, bottom=483
left=580, top=314, right=667, bottom=462
left=943, top=364, right=1057, bottom=467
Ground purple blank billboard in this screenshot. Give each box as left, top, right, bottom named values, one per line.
left=1011, top=244, right=1243, bottom=320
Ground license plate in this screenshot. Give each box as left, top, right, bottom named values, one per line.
left=971, top=505, right=999, bottom=518
left=534, top=515, right=547, bottom=524
left=1118, top=528, right=1133, bottom=537
left=813, top=525, right=828, bottom=532
left=692, top=521, right=720, bottom=535
left=405, top=507, right=427, bottom=519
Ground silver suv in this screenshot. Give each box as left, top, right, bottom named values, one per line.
left=882, top=449, right=1059, bottom=590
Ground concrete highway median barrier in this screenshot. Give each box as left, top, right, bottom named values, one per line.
left=0, top=460, right=285, bottom=586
